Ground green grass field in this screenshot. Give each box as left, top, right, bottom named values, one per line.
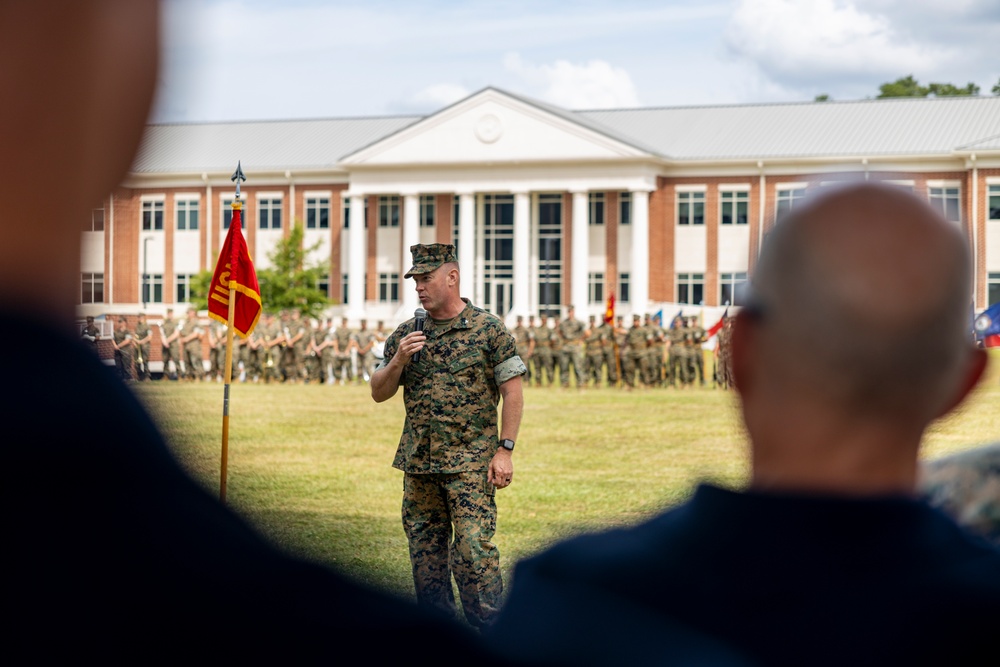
left=137, top=351, right=1000, bottom=600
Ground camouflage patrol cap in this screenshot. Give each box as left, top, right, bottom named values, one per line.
left=404, top=243, right=458, bottom=279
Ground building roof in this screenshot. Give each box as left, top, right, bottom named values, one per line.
left=130, top=115, right=421, bottom=174
left=130, top=90, right=1000, bottom=174
left=579, top=96, right=1000, bottom=161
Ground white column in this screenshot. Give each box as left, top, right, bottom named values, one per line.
left=632, top=190, right=650, bottom=314
left=347, top=193, right=367, bottom=318
left=401, top=194, right=420, bottom=315
left=458, top=192, right=475, bottom=301
left=513, top=191, right=530, bottom=317
left=571, top=190, right=589, bottom=312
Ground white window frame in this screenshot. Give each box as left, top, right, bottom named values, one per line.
left=588, top=192, right=605, bottom=226
left=175, top=195, right=200, bottom=231
left=141, top=196, right=165, bottom=232
left=257, top=193, right=283, bottom=230
left=305, top=192, right=331, bottom=230
left=676, top=272, right=704, bottom=305
left=927, top=181, right=962, bottom=224
left=588, top=271, right=604, bottom=304
left=677, top=189, right=706, bottom=226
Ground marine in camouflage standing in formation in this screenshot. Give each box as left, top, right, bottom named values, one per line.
left=332, top=317, right=357, bottom=385
left=685, top=316, right=707, bottom=386
left=532, top=315, right=556, bottom=387
left=511, top=315, right=534, bottom=386
left=372, top=243, right=525, bottom=630
left=667, top=315, right=688, bottom=388
left=111, top=316, right=133, bottom=381
left=644, top=313, right=665, bottom=387
left=622, top=314, right=647, bottom=390
left=584, top=315, right=605, bottom=387
left=611, top=315, right=627, bottom=387
left=159, top=308, right=181, bottom=379
left=715, top=316, right=734, bottom=389
left=262, top=313, right=285, bottom=384
left=179, top=308, right=205, bottom=381
left=356, top=319, right=378, bottom=382
left=557, top=305, right=586, bottom=389
left=133, top=312, right=151, bottom=381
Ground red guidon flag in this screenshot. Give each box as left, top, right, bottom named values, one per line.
left=604, top=292, right=615, bottom=325
left=208, top=205, right=261, bottom=337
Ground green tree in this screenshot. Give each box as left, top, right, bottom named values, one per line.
left=255, top=221, right=331, bottom=318
left=878, top=75, right=982, bottom=98
left=814, top=93, right=830, bottom=102
left=992, top=78, right=1000, bottom=95
left=878, top=75, right=927, bottom=98
left=189, top=269, right=214, bottom=311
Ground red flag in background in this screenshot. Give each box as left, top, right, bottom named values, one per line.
left=707, top=307, right=729, bottom=338
left=604, top=292, right=615, bottom=324
left=208, top=206, right=261, bottom=337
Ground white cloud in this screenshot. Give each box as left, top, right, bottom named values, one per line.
left=503, top=53, right=640, bottom=109
left=724, top=0, right=951, bottom=86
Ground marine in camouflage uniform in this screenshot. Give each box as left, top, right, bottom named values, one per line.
left=373, top=244, right=526, bottom=629
left=715, top=316, right=734, bottom=389
left=532, top=315, right=556, bottom=387
left=111, top=316, right=133, bottom=381
left=557, top=305, right=586, bottom=388
left=667, top=315, right=689, bottom=387
left=584, top=315, right=605, bottom=386
left=686, top=316, right=707, bottom=386
left=332, top=317, right=357, bottom=384
left=611, top=315, right=627, bottom=387
left=262, top=314, right=285, bottom=384
left=356, top=319, right=378, bottom=383
left=179, top=308, right=205, bottom=381
left=511, top=315, right=534, bottom=385
left=643, top=314, right=665, bottom=387
left=159, top=309, right=181, bottom=379
left=133, top=313, right=151, bottom=381
left=622, top=314, right=648, bottom=389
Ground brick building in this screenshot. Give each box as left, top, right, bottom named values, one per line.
left=80, top=88, right=1000, bottom=328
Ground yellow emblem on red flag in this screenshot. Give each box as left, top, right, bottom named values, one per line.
left=604, top=292, right=615, bottom=325
left=208, top=204, right=261, bottom=337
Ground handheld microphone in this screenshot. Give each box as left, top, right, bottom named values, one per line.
left=412, top=307, right=427, bottom=363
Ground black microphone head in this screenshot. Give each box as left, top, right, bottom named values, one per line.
left=414, top=308, right=427, bottom=321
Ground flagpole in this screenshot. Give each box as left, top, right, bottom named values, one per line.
left=219, top=162, right=248, bottom=504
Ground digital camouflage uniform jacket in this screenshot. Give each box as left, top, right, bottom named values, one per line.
left=380, top=299, right=526, bottom=474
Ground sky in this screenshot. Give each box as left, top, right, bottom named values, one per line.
left=153, top=0, right=1000, bottom=124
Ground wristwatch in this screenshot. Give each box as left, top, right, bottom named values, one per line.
left=499, top=439, right=515, bottom=451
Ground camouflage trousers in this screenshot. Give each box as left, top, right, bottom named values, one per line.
left=558, top=344, right=585, bottom=387
left=402, top=471, right=501, bottom=629
left=669, top=351, right=690, bottom=386
left=622, top=350, right=646, bottom=388
left=533, top=349, right=555, bottom=386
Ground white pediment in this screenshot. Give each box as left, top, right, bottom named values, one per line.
left=341, top=88, right=652, bottom=166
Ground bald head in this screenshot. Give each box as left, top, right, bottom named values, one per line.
left=749, top=183, right=972, bottom=419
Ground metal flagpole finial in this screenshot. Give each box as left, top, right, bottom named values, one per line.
left=231, top=160, right=246, bottom=203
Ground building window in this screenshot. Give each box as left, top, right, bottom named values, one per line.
left=142, top=273, right=163, bottom=304
left=776, top=187, right=807, bottom=221
left=341, top=273, right=349, bottom=304
left=537, top=193, right=563, bottom=316
left=221, top=198, right=235, bottom=230
left=987, top=273, right=1000, bottom=307
left=142, top=200, right=164, bottom=231
left=619, top=272, right=630, bottom=303
left=619, top=192, right=631, bottom=225
left=420, top=195, right=435, bottom=227
left=378, top=273, right=400, bottom=303
left=176, top=199, right=199, bottom=231
left=306, top=197, right=330, bottom=229
left=677, top=273, right=704, bottom=305
left=588, top=272, right=604, bottom=304
left=720, top=191, right=749, bottom=225
left=90, top=207, right=105, bottom=232
left=318, top=273, right=330, bottom=298
left=677, top=191, right=705, bottom=226
left=989, top=185, right=1000, bottom=221
left=259, top=198, right=282, bottom=230
left=378, top=195, right=400, bottom=227
left=929, top=186, right=961, bottom=223
left=589, top=192, right=605, bottom=226
left=452, top=196, right=461, bottom=252
left=176, top=274, right=192, bottom=303
left=81, top=272, right=104, bottom=304
left=720, top=272, right=748, bottom=307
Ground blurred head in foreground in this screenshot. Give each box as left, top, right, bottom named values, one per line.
left=733, top=182, right=987, bottom=496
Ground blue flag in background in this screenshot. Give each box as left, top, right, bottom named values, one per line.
left=974, top=303, right=1000, bottom=347
left=668, top=309, right=682, bottom=328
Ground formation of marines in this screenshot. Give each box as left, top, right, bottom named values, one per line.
left=510, top=308, right=733, bottom=390
left=82, top=309, right=389, bottom=385
left=82, top=307, right=734, bottom=389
